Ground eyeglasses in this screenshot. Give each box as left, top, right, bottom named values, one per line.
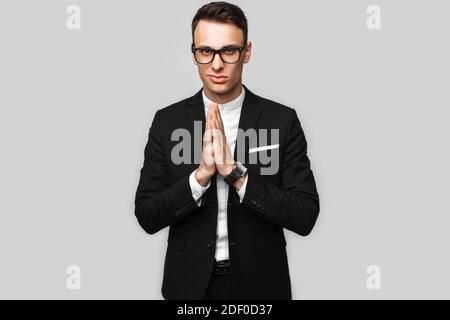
left=191, top=44, right=245, bottom=64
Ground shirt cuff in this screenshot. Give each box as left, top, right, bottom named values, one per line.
left=236, top=175, right=248, bottom=203
left=189, top=170, right=211, bottom=206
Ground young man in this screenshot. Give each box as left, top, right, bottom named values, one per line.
left=134, top=1, right=320, bottom=300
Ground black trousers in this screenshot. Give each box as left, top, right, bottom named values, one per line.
left=203, top=260, right=234, bottom=300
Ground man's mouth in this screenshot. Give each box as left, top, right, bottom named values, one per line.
left=208, top=75, right=228, bottom=84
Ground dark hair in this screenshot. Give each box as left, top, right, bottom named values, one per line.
left=191, top=1, right=248, bottom=47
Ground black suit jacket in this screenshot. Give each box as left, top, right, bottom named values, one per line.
left=134, top=84, right=320, bottom=299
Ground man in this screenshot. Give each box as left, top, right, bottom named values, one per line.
left=134, top=1, right=320, bottom=300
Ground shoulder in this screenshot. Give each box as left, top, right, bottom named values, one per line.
left=155, top=95, right=193, bottom=119
left=251, top=90, right=298, bottom=121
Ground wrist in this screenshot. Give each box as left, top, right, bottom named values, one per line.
left=195, top=167, right=211, bottom=187
left=222, top=163, right=235, bottom=177
left=233, top=176, right=245, bottom=191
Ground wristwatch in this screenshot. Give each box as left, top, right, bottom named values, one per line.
left=224, top=161, right=248, bottom=186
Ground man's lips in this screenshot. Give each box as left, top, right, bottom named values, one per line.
left=208, top=75, right=228, bottom=84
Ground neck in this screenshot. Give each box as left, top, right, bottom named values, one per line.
left=203, top=82, right=243, bottom=105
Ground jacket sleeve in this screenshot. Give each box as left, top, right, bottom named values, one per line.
left=239, top=108, right=320, bottom=236
left=134, top=110, right=205, bottom=234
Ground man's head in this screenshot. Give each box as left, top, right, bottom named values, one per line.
left=191, top=2, right=252, bottom=102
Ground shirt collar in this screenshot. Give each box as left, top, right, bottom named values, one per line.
left=202, top=85, right=245, bottom=114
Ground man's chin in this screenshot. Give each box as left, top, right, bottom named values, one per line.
left=205, top=82, right=233, bottom=94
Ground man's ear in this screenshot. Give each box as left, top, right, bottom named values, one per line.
left=191, top=42, right=198, bottom=65
left=243, top=41, right=252, bottom=64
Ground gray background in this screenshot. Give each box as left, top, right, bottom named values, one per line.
left=0, top=0, right=449, bottom=299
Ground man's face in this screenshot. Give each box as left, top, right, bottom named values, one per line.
left=192, top=20, right=252, bottom=95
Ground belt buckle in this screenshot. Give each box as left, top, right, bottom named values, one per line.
left=214, top=259, right=230, bottom=275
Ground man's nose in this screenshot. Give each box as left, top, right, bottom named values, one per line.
left=211, top=52, right=224, bottom=70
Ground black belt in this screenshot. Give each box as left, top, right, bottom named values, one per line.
left=213, top=259, right=231, bottom=275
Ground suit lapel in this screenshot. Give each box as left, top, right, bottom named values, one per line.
left=186, top=87, right=205, bottom=130
left=233, top=84, right=261, bottom=162
left=229, top=85, right=261, bottom=203
left=185, top=88, right=206, bottom=170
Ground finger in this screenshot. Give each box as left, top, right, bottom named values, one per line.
left=207, top=110, right=213, bottom=130
left=215, top=116, right=229, bottom=160
left=210, top=104, right=217, bottom=120
left=204, top=113, right=212, bottom=144
left=213, top=116, right=221, bottom=132
left=213, top=117, right=225, bottom=151
left=207, top=105, right=214, bottom=120
left=209, top=103, right=217, bottom=118
left=216, top=106, right=225, bottom=132
left=214, top=115, right=227, bottom=144
left=211, top=112, right=218, bottom=128
left=213, top=118, right=224, bottom=149
left=211, top=106, right=222, bottom=132
left=210, top=112, right=219, bottom=144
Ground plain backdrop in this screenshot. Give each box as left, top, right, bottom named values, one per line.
left=0, top=0, right=449, bottom=299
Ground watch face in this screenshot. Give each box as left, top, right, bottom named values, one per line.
left=236, top=162, right=247, bottom=174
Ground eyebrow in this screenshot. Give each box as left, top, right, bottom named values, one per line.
left=197, top=44, right=240, bottom=49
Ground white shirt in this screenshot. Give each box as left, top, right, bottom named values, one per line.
left=188, top=86, right=248, bottom=262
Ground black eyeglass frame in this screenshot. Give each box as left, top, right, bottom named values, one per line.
left=191, top=44, right=246, bottom=64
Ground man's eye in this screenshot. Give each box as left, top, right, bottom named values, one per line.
left=223, top=48, right=236, bottom=54
left=200, top=49, right=211, bottom=54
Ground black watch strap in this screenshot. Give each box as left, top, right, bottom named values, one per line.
left=224, top=162, right=247, bottom=186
